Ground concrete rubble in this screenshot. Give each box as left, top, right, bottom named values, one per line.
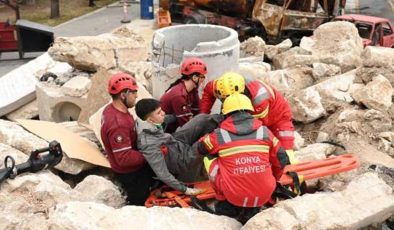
left=0, top=20, right=393, bottom=229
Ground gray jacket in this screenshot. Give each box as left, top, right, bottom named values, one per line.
left=136, top=120, right=199, bottom=192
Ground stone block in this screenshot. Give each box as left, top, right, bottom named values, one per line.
left=61, top=76, right=92, bottom=97
left=243, top=173, right=394, bottom=229
left=36, top=82, right=88, bottom=122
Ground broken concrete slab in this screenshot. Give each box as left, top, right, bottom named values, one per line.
left=5, top=99, right=39, bottom=121
left=238, top=62, right=271, bottom=80
left=0, top=53, right=72, bottom=117
left=61, top=76, right=92, bottom=97
left=288, top=87, right=326, bottom=123
left=36, top=82, right=87, bottom=122
left=48, top=201, right=242, bottom=229
left=243, top=173, right=394, bottom=229
left=362, top=46, right=394, bottom=67
left=118, top=61, right=153, bottom=93
left=296, top=143, right=336, bottom=162
left=299, top=36, right=315, bottom=53
left=312, top=63, right=341, bottom=80
left=313, top=69, right=356, bottom=103
left=48, top=26, right=148, bottom=72
left=312, top=21, right=363, bottom=72
left=73, top=175, right=125, bottom=208
left=0, top=143, right=28, bottom=167
left=77, top=69, right=112, bottom=124
left=351, top=74, right=393, bottom=112
left=258, top=67, right=314, bottom=94
left=240, top=36, right=265, bottom=58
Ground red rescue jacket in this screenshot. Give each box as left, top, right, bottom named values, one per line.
left=100, top=104, right=146, bottom=174
left=200, top=78, right=294, bottom=149
left=160, top=81, right=200, bottom=133
left=197, top=112, right=288, bottom=207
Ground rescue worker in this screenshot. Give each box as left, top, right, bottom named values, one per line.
left=160, top=57, right=207, bottom=133
left=195, top=93, right=289, bottom=222
left=135, top=98, right=223, bottom=195
left=200, top=72, right=297, bottom=164
left=100, top=72, right=154, bottom=206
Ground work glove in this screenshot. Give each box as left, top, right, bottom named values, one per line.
left=184, top=187, right=205, bottom=196
left=286, top=149, right=298, bottom=165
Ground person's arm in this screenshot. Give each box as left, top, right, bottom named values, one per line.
left=200, top=81, right=217, bottom=114
left=196, top=133, right=218, bottom=156
left=267, top=129, right=289, bottom=181
left=191, top=89, right=200, bottom=116
left=139, top=141, right=187, bottom=192
left=171, top=94, right=193, bottom=127
left=108, top=127, right=145, bottom=168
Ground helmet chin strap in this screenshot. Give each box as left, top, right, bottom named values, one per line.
left=121, top=95, right=129, bottom=109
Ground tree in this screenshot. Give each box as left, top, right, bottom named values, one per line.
left=50, top=0, right=59, bottom=18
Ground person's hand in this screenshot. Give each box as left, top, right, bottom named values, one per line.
left=184, top=187, right=205, bottom=196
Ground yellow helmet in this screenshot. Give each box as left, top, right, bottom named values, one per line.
left=214, top=72, right=245, bottom=99
left=222, top=93, right=254, bottom=115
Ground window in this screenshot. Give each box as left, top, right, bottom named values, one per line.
left=382, top=23, right=393, bottom=36
left=355, top=23, right=373, bottom=39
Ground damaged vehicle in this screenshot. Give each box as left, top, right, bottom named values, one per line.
left=334, top=14, right=394, bottom=48
left=158, top=0, right=346, bottom=44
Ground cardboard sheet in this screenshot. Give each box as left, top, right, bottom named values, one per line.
left=17, top=119, right=110, bottom=168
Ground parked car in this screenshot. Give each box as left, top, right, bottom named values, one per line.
left=334, top=14, right=394, bottom=47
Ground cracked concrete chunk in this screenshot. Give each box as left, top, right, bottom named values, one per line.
left=73, top=175, right=125, bottom=208
left=240, top=36, right=265, bottom=58
left=243, top=173, right=394, bottom=229
left=296, top=143, right=336, bottom=162
left=5, top=99, right=39, bottom=121
left=48, top=27, right=147, bottom=72
left=288, top=88, right=326, bottom=123
left=351, top=74, right=394, bottom=112
left=61, top=76, right=92, bottom=97
left=48, top=201, right=242, bottom=230
left=0, top=143, right=28, bottom=167
left=312, top=21, right=363, bottom=72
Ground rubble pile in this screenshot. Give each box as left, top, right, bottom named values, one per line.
left=0, top=21, right=393, bottom=229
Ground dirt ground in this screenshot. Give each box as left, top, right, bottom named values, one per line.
left=0, top=0, right=118, bottom=26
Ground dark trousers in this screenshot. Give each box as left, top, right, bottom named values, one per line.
left=172, top=114, right=223, bottom=182
left=172, top=114, right=223, bottom=145
left=215, top=200, right=261, bottom=224
left=115, top=164, right=155, bottom=206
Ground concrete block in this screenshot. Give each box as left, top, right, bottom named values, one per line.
left=61, top=76, right=92, bottom=97
left=243, top=173, right=394, bottom=229
left=0, top=53, right=72, bottom=117
left=77, top=69, right=112, bottom=124
left=36, top=83, right=87, bottom=122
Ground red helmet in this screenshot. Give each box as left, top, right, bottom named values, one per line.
left=108, top=72, right=138, bottom=95
left=180, top=57, right=207, bottom=76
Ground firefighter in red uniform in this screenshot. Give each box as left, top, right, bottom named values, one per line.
left=195, top=93, right=289, bottom=222
left=160, top=57, right=207, bottom=133
left=200, top=72, right=297, bottom=164
left=101, top=72, right=154, bottom=206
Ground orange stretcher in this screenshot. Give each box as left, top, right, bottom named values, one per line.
left=145, top=154, right=360, bottom=208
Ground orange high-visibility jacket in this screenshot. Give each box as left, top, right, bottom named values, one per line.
left=200, top=78, right=294, bottom=149
left=197, top=112, right=288, bottom=207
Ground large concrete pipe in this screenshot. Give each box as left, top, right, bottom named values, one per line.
left=151, top=24, right=240, bottom=105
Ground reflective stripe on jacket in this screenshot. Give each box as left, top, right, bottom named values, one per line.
left=197, top=112, right=288, bottom=207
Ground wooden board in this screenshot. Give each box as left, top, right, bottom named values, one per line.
left=17, top=119, right=110, bottom=168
